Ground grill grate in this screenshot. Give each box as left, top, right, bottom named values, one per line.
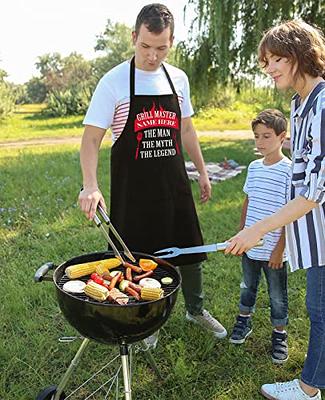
left=58, top=264, right=179, bottom=305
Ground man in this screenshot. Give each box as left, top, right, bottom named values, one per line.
left=78, top=3, right=226, bottom=346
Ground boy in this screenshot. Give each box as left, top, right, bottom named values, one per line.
left=229, top=109, right=291, bottom=364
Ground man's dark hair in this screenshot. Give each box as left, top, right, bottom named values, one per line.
left=251, top=109, right=287, bottom=135
left=135, top=3, right=174, bottom=38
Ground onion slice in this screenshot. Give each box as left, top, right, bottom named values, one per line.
left=63, top=280, right=86, bottom=293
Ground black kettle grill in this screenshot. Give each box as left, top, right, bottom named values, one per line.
left=34, top=206, right=181, bottom=400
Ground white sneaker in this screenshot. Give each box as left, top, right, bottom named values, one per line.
left=261, top=379, right=321, bottom=400
left=186, top=309, right=227, bottom=339
left=142, top=330, right=159, bottom=351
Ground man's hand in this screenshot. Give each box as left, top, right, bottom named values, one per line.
left=198, top=172, right=211, bottom=203
left=78, top=188, right=106, bottom=220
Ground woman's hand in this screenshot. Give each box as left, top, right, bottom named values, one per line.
left=225, top=225, right=264, bottom=255
left=78, top=188, right=106, bottom=220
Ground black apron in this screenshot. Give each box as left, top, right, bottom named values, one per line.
left=109, top=57, right=206, bottom=266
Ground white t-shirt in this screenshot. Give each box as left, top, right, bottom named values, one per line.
left=83, top=60, right=194, bottom=142
left=244, top=157, right=292, bottom=261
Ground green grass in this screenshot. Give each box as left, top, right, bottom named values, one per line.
left=0, top=133, right=318, bottom=399
left=0, top=97, right=287, bottom=143
left=0, top=104, right=84, bottom=142
left=192, top=85, right=291, bottom=131
left=192, top=102, right=256, bottom=131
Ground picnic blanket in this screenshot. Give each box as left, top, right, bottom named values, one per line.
left=185, top=159, right=246, bottom=183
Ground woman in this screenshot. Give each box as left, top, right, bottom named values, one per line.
left=226, top=20, right=325, bottom=400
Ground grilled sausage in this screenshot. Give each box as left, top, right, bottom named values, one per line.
left=133, top=270, right=154, bottom=282
left=123, top=261, right=142, bottom=274
left=125, top=286, right=140, bottom=300
left=109, top=271, right=122, bottom=290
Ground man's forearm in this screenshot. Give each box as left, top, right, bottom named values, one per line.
left=80, top=127, right=105, bottom=190
left=183, top=137, right=206, bottom=173
left=181, top=118, right=206, bottom=174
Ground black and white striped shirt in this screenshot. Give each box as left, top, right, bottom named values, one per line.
left=286, top=81, right=325, bottom=271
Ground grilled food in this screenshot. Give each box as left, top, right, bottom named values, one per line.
left=66, top=258, right=121, bottom=279
left=96, top=258, right=122, bottom=275
left=63, top=280, right=86, bottom=293
left=141, top=287, right=164, bottom=301
left=139, top=258, right=158, bottom=271
left=108, top=288, right=129, bottom=305
left=84, top=281, right=109, bottom=302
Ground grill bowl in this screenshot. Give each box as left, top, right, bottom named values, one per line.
left=53, top=251, right=181, bottom=344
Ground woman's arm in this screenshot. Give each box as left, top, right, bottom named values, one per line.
left=225, top=196, right=317, bottom=255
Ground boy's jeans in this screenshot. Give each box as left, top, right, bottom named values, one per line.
left=301, top=265, right=325, bottom=388
left=239, top=253, right=288, bottom=326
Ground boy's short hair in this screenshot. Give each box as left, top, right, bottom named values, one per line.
left=251, top=109, right=287, bottom=135
left=135, top=3, right=174, bottom=38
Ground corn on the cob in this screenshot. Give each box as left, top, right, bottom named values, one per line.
left=65, top=258, right=122, bottom=279
left=96, top=258, right=122, bottom=275
left=84, top=281, right=109, bottom=302
left=65, top=263, right=97, bottom=279
left=140, top=287, right=164, bottom=301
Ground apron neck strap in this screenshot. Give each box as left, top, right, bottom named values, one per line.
left=130, top=56, right=177, bottom=96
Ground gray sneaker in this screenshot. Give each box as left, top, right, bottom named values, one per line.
left=186, top=309, right=227, bottom=339
left=229, top=315, right=252, bottom=344
left=271, top=330, right=288, bottom=364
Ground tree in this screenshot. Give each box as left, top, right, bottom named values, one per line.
left=177, top=0, right=325, bottom=104
left=25, top=77, right=47, bottom=103
left=92, top=19, right=134, bottom=79
left=0, top=68, right=15, bottom=117
left=34, top=52, right=94, bottom=116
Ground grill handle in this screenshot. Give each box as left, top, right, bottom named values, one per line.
left=34, top=262, right=55, bottom=282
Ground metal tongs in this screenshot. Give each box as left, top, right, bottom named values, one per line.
left=154, top=240, right=264, bottom=259
left=93, top=204, right=136, bottom=264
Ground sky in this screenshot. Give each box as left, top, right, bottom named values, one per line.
left=0, top=0, right=192, bottom=84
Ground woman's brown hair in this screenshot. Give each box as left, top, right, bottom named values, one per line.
left=258, top=20, right=325, bottom=81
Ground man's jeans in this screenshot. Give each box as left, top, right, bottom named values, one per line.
left=301, top=265, right=325, bottom=389
left=179, top=263, right=203, bottom=315
left=239, top=253, right=288, bottom=326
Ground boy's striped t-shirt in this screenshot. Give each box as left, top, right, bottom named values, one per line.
left=244, top=157, right=292, bottom=261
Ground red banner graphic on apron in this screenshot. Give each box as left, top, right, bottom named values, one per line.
left=134, top=102, right=180, bottom=160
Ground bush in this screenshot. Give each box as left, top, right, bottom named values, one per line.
left=0, top=82, right=16, bottom=118
left=26, top=77, right=47, bottom=104
left=44, top=86, right=91, bottom=117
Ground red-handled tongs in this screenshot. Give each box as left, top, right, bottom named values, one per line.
left=93, top=204, right=136, bottom=264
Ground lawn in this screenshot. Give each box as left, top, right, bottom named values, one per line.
left=0, top=104, right=84, bottom=142
left=0, top=132, right=315, bottom=399
left=0, top=102, right=261, bottom=144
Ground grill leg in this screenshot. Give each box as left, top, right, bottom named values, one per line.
left=53, top=338, right=90, bottom=400
left=142, top=348, right=163, bottom=381
left=120, top=343, right=132, bottom=400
